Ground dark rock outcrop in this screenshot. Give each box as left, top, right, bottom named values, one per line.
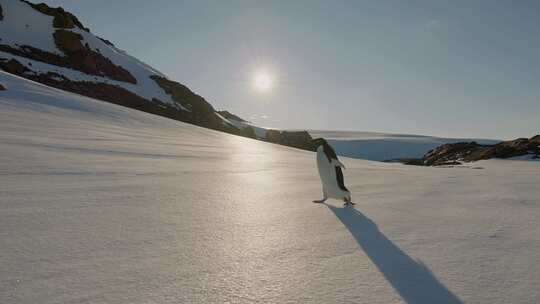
left=149, top=75, right=228, bottom=130
left=420, top=136, right=540, bottom=166
left=53, top=29, right=137, bottom=84
left=1, top=4, right=4, bottom=21
left=217, top=110, right=248, bottom=122
left=97, top=36, right=114, bottom=47
left=0, top=83, right=6, bottom=91
left=150, top=75, right=214, bottom=114
left=0, top=59, right=28, bottom=75
left=266, top=130, right=315, bottom=151
left=0, top=0, right=317, bottom=153
left=0, top=39, right=137, bottom=84
left=22, top=1, right=88, bottom=31
left=422, top=142, right=483, bottom=166
left=53, top=30, right=85, bottom=53
left=383, top=158, right=426, bottom=166
left=237, top=125, right=257, bottom=139
left=0, top=2, right=136, bottom=84
left=2, top=67, right=198, bottom=126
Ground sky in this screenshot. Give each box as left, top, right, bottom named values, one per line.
left=39, top=0, right=540, bottom=139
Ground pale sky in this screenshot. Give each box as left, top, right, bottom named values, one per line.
left=40, top=0, right=540, bottom=139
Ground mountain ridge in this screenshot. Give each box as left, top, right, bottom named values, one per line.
left=0, top=0, right=314, bottom=151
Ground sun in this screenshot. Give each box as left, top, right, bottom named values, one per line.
left=253, top=72, right=273, bottom=92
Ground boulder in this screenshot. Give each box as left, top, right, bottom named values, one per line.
left=0, top=83, right=6, bottom=91
left=1, top=4, right=4, bottom=21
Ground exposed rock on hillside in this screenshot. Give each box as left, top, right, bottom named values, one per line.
left=53, top=29, right=136, bottom=83
left=0, top=0, right=316, bottom=152
left=217, top=110, right=248, bottom=122
left=150, top=75, right=213, bottom=114
left=0, top=59, right=28, bottom=75
left=149, top=75, right=225, bottom=129
left=420, top=136, right=540, bottom=166
left=22, top=0, right=88, bottom=31
left=0, top=41, right=136, bottom=84
left=266, top=130, right=315, bottom=151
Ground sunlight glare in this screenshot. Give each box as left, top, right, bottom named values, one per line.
left=253, top=72, right=273, bottom=92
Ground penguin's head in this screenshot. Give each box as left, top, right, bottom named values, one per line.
left=312, top=138, right=328, bottom=148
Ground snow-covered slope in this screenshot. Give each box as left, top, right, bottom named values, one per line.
left=0, top=0, right=174, bottom=104
left=2, top=71, right=540, bottom=304
left=310, top=130, right=500, bottom=161
left=0, top=0, right=318, bottom=150
left=0, top=0, right=283, bottom=142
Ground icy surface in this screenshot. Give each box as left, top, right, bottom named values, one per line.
left=310, top=130, right=501, bottom=161
left=1, top=72, right=540, bottom=304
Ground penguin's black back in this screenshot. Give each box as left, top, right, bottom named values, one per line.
left=322, top=142, right=348, bottom=192
left=322, top=142, right=338, bottom=162
left=335, top=166, right=348, bottom=192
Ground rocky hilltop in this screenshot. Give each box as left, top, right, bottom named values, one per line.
left=406, top=135, right=540, bottom=166
left=0, top=0, right=314, bottom=151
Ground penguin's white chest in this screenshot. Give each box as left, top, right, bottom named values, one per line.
left=316, top=147, right=335, bottom=184
left=316, top=146, right=349, bottom=199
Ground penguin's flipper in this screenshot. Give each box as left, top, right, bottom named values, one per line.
left=331, top=159, right=346, bottom=169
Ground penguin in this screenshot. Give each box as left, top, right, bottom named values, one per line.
left=312, top=138, right=354, bottom=206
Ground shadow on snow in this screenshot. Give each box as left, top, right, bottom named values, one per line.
left=326, top=204, right=462, bottom=304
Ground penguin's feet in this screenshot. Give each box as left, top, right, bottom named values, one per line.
left=343, top=201, right=355, bottom=207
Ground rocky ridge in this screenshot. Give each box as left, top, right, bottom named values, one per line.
left=0, top=1, right=315, bottom=151
left=398, top=135, right=540, bottom=166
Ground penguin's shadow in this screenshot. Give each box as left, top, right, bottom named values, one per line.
left=325, top=204, right=463, bottom=304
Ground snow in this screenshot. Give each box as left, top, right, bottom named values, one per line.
left=0, top=50, right=188, bottom=111
left=226, top=117, right=269, bottom=139
left=251, top=124, right=269, bottom=139
left=508, top=154, right=540, bottom=161
left=0, top=0, right=61, bottom=54
left=70, top=27, right=181, bottom=106
left=2, top=72, right=540, bottom=304
left=214, top=111, right=237, bottom=127
left=310, top=130, right=501, bottom=161
left=0, top=0, right=185, bottom=110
